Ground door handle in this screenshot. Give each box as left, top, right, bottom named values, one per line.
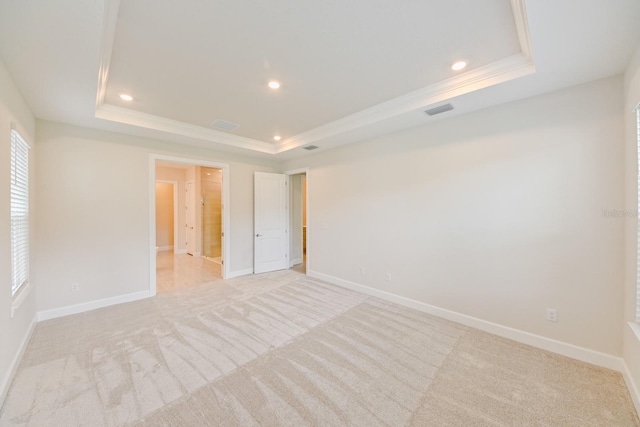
left=256, top=233, right=262, bottom=237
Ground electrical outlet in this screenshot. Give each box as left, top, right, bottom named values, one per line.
left=546, top=308, right=557, bottom=322
left=359, top=267, right=366, bottom=276
left=385, top=273, right=391, bottom=281
left=71, top=282, right=79, bottom=292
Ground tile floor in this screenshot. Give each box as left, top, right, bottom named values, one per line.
left=156, top=251, right=222, bottom=292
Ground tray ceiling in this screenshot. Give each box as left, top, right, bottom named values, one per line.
left=96, top=0, right=533, bottom=154
left=2, top=1, right=640, bottom=159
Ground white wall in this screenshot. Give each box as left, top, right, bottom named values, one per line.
left=284, top=76, right=625, bottom=356
left=155, top=182, right=174, bottom=249
left=35, top=121, right=278, bottom=313
left=623, top=41, right=640, bottom=410
left=0, top=59, right=36, bottom=404
left=156, top=166, right=186, bottom=252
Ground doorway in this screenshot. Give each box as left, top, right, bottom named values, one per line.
left=150, top=156, right=231, bottom=295
left=287, top=169, right=308, bottom=275
left=251, top=169, right=309, bottom=275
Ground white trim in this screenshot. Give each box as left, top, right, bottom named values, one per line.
left=174, top=249, right=187, bottom=255
left=276, top=54, right=534, bottom=153
left=284, top=167, right=309, bottom=176
left=290, top=258, right=302, bottom=267
left=149, top=157, right=157, bottom=296
left=226, top=268, right=254, bottom=279
left=622, top=359, right=640, bottom=417
left=95, top=1, right=535, bottom=156
left=308, top=270, right=624, bottom=371
left=37, top=290, right=150, bottom=322
left=95, top=0, right=120, bottom=111
left=636, top=106, right=640, bottom=323
left=11, top=281, right=33, bottom=318
left=0, top=314, right=37, bottom=407
left=630, top=321, right=640, bottom=342
left=96, top=55, right=534, bottom=156
left=96, top=104, right=275, bottom=153
left=510, top=0, right=533, bottom=59
left=157, top=246, right=174, bottom=252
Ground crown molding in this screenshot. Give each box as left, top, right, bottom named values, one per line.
left=96, top=0, right=120, bottom=112
left=95, top=0, right=535, bottom=156
left=276, top=0, right=535, bottom=153
left=511, top=0, right=533, bottom=59
left=96, top=104, right=277, bottom=153
left=275, top=53, right=534, bottom=153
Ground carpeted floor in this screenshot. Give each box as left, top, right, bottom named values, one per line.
left=1, top=270, right=638, bottom=426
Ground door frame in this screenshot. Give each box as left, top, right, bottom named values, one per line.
left=155, top=180, right=178, bottom=253
left=285, top=167, right=310, bottom=274
left=149, top=154, right=231, bottom=295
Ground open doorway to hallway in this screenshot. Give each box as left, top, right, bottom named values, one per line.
left=289, top=171, right=307, bottom=274
left=154, top=159, right=226, bottom=293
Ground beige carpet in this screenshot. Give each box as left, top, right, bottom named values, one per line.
left=1, top=270, right=638, bottom=426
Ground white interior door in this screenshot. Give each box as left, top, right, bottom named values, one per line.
left=185, top=180, right=196, bottom=255
left=254, top=172, right=289, bottom=274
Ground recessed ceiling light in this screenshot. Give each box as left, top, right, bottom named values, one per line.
left=268, top=81, right=280, bottom=89
left=119, top=94, right=133, bottom=101
left=273, top=135, right=282, bottom=141
left=451, top=61, right=467, bottom=71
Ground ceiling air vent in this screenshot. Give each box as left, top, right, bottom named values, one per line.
left=425, top=103, right=454, bottom=116
left=302, top=145, right=319, bottom=151
left=210, top=119, right=239, bottom=132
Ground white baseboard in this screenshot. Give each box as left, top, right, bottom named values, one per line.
left=622, top=360, right=640, bottom=417
left=226, top=268, right=253, bottom=279
left=157, top=246, right=173, bottom=252
left=174, top=249, right=187, bottom=255
left=37, top=290, right=151, bottom=322
left=0, top=314, right=37, bottom=407
left=290, top=258, right=302, bottom=267
left=308, top=270, right=624, bottom=372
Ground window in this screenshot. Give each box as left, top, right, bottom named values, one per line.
left=10, top=127, right=29, bottom=296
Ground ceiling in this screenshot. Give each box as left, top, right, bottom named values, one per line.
left=0, top=1, right=639, bottom=160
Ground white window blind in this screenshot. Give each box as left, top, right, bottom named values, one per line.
left=10, top=127, right=29, bottom=296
